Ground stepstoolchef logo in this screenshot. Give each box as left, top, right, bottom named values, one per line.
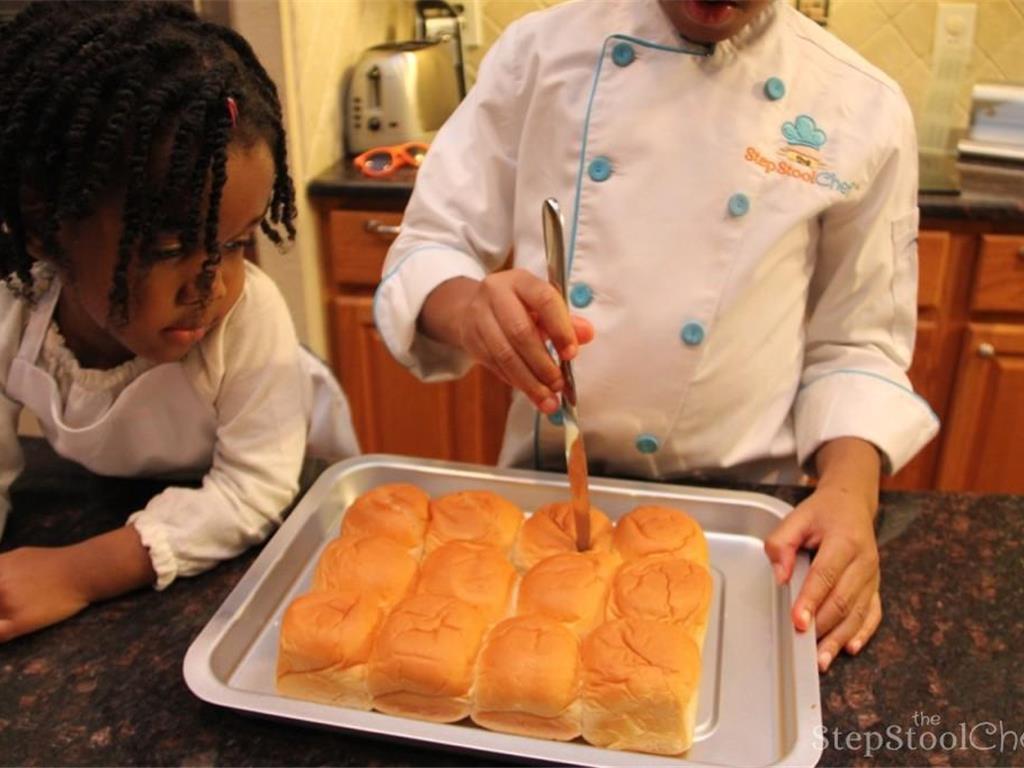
left=744, top=114, right=859, bottom=197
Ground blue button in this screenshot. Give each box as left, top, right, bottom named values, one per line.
left=728, top=193, right=750, bottom=217
left=612, top=42, right=635, bottom=67
left=547, top=409, right=564, bottom=427
left=635, top=434, right=660, bottom=454
left=588, top=156, right=612, bottom=182
left=680, top=321, right=705, bottom=346
left=569, top=282, right=593, bottom=308
left=764, top=76, right=786, bottom=101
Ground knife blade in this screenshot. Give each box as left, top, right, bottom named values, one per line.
left=542, top=198, right=591, bottom=552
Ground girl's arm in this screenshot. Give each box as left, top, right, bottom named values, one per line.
left=0, top=525, right=155, bottom=642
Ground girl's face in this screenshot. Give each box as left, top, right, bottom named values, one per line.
left=659, top=0, right=772, bottom=43
left=54, top=140, right=275, bottom=367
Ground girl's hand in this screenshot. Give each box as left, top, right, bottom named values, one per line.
left=419, top=272, right=595, bottom=414
left=0, top=526, right=155, bottom=643
left=0, top=546, right=91, bottom=642
left=763, top=437, right=883, bottom=672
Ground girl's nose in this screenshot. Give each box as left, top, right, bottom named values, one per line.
left=178, top=259, right=227, bottom=306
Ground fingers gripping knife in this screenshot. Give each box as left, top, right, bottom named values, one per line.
left=542, top=198, right=591, bottom=552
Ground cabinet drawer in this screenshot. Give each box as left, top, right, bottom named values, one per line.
left=917, top=230, right=949, bottom=311
left=327, top=210, right=402, bottom=286
left=971, top=234, right=1024, bottom=312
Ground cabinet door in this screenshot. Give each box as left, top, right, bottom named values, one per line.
left=330, top=295, right=510, bottom=464
left=885, top=319, right=940, bottom=490
left=936, top=324, right=1024, bottom=492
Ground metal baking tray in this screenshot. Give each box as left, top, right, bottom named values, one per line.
left=184, top=455, right=822, bottom=767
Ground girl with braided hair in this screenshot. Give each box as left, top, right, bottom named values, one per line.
left=0, top=1, right=359, bottom=641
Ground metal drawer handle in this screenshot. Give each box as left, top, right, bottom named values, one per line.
left=364, top=219, right=401, bottom=237
left=978, top=342, right=996, bottom=359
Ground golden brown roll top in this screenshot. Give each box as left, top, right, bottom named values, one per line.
left=366, top=593, right=489, bottom=723
left=612, top=505, right=708, bottom=567
left=312, top=535, right=418, bottom=610
left=425, top=490, right=524, bottom=554
left=512, top=502, right=613, bottom=572
left=471, top=615, right=582, bottom=741
left=276, top=589, right=383, bottom=709
left=581, top=618, right=702, bottom=755
left=606, top=555, right=712, bottom=650
left=415, top=541, right=517, bottom=623
left=340, top=483, right=430, bottom=556
left=516, top=551, right=620, bottom=637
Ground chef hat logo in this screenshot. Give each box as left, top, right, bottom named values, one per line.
left=781, top=115, right=827, bottom=150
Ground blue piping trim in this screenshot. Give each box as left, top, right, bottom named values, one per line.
left=545, top=33, right=712, bottom=463
left=800, top=368, right=940, bottom=423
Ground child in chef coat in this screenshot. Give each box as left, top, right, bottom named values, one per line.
left=0, top=1, right=359, bottom=642
left=375, top=0, right=940, bottom=670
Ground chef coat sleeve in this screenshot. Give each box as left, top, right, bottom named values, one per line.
left=794, top=94, right=939, bottom=476
left=373, top=20, right=527, bottom=381
left=0, top=394, right=23, bottom=542
left=128, top=269, right=307, bottom=589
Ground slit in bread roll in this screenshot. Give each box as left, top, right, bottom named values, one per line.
left=340, top=483, right=430, bottom=557
left=425, top=490, right=524, bottom=555
left=276, top=589, right=383, bottom=709
left=581, top=618, right=702, bottom=755
left=471, top=615, right=582, bottom=740
left=516, top=550, right=620, bottom=637
left=415, top=540, right=518, bottom=623
left=367, top=594, right=489, bottom=723
left=312, top=535, right=418, bottom=609
left=612, top=505, right=708, bottom=567
left=512, top=502, right=613, bottom=572
left=606, top=555, right=712, bottom=651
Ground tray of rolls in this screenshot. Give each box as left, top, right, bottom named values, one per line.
left=184, top=455, right=822, bottom=767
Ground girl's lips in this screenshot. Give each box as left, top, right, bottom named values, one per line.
left=162, top=325, right=209, bottom=345
left=682, top=0, right=739, bottom=27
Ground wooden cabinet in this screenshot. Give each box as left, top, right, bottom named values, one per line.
left=887, top=227, right=1024, bottom=492
left=315, top=202, right=510, bottom=464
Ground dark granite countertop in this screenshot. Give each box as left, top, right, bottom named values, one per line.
left=2, top=438, right=1023, bottom=767
left=309, top=157, right=1024, bottom=225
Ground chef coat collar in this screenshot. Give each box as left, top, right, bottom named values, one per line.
left=637, top=0, right=781, bottom=67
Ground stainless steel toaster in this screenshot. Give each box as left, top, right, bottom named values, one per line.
left=344, top=40, right=462, bottom=155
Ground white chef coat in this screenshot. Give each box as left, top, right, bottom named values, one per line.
left=374, top=0, right=939, bottom=483
left=0, top=261, right=359, bottom=589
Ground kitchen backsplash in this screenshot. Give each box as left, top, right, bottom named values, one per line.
left=463, top=0, right=1024, bottom=132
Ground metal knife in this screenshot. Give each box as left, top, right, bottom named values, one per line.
left=542, top=198, right=591, bottom=552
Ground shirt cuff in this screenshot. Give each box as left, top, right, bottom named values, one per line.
left=794, top=369, right=940, bottom=475
left=127, top=513, right=177, bottom=591
left=373, top=247, right=487, bottom=381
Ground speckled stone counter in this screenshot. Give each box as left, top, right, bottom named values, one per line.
left=2, top=439, right=1022, bottom=767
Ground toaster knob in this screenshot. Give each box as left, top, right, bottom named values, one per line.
left=368, top=116, right=381, bottom=131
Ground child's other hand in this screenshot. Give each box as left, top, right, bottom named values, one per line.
left=420, top=272, right=595, bottom=413
left=762, top=438, right=882, bottom=673
left=0, top=546, right=90, bottom=642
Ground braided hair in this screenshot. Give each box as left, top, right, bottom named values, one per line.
left=0, top=1, right=296, bottom=321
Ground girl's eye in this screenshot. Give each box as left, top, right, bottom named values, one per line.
left=223, top=235, right=256, bottom=253
left=155, top=244, right=185, bottom=261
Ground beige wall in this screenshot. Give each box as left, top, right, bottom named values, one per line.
left=465, top=0, right=1024, bottom=131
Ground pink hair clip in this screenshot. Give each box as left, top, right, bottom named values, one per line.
left=226, top=96, right=238, bottom=128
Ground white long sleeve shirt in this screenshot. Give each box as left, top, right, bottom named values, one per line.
left=374, top=0, right=939, bottom=483
left=0, top=262, right=358, bottom=588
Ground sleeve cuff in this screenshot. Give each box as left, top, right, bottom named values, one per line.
left=373, top=247, right=487, bottom=381
left=794, top=369, right=940, bottom=475
left=127, top=514, right=178, bottom=591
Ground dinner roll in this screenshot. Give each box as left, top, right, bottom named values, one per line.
left=312, top=534, right=417, bottom=609
left=512, top=502, right=613, bottom=572
left=471, top=615, right=582, bottom=740
left=516, top=550, right=619, bottom=637
left=276, top=589, right=383, bottom=709
left=367, top=594, right=489, bottom=723
left=612, top=505, right=709, bottom=567
left=340, top=483, right=430, bottom=556
left=606, top=555, right=712, bottom=650
left=581, top=618, right=702, bottom=755
left=415, top=540, right=517, bottom=623
left=425, top=490, right=524, bottom=554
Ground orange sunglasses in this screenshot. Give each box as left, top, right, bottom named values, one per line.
left=353, top=141, right=429, bottom=178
